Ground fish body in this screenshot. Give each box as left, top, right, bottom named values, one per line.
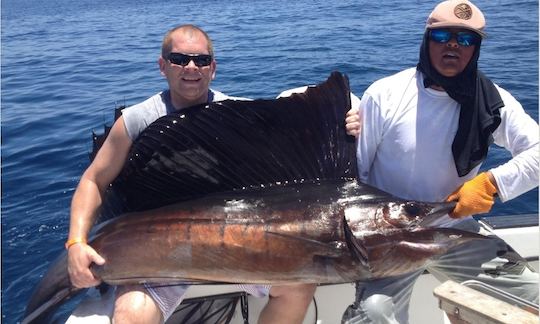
left=22, top=72, right=488, bottom=323
left=90, top=180, right=478, bottom=286
left=23, top=180, right=486, bottom=324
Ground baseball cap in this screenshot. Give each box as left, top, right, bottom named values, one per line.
left=426, top=0, right=486, bottom=37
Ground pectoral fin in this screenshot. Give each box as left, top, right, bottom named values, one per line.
left=342, top=217, right=369, bottom=266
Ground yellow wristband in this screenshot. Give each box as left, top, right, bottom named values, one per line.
left=65, top=237, right=87, bottom=250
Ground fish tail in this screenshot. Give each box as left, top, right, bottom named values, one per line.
left=22, top=252, right=83, bottom=324
left=22, top=287, right=80, bottom=324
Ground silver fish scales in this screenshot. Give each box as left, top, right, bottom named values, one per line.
left=90, top=180, right=474, bottom=285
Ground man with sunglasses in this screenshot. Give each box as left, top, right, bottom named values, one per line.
left=66, top=24, right=316, bottom=324
left=344, top=0, right=538, bottom=322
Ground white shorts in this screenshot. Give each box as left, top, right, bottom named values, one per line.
left=144, top=283, right=271, bottom=321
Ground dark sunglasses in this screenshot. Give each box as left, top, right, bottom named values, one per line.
left=429, top=29, right=481, bottom=47
left=167, top=52, right=213, bottom=67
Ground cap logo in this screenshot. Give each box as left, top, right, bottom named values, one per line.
left=454, top=3, right=473, bottom=20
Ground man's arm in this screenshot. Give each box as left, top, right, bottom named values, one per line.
left=488, top=89, right=539, bottom=202
left=67, top=116, right=133, bottom=288
left=447, top=88, right=539, bottom=218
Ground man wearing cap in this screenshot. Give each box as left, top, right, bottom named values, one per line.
left=344, top=0, right=539, bottom=322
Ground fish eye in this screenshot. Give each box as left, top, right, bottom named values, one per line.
left=403, top=202, right=422, bottom=216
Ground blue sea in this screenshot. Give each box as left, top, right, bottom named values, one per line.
left=2, top=0, right=538, bottom=322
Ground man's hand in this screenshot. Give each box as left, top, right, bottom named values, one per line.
left=345, top=107, right=361, bottom=137
left=446, top=172, right=498, bottom=218
left=67, top=243, right=106, bottom=288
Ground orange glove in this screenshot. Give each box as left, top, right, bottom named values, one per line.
left=446, top=172, right=498, bottom=218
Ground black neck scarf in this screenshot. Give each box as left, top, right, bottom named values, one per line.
left=417, top=31, right=503, bottom=177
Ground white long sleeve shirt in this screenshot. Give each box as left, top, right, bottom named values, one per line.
left=357, top=68, right=538, bottom=211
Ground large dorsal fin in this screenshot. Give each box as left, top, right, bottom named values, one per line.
left=107, top=71, right=356, bottom=212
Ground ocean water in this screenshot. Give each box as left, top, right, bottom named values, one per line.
left=1, top=0, right=538, bottom=322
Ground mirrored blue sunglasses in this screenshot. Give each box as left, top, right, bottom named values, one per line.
left=429, top=29, right=481, bottom=47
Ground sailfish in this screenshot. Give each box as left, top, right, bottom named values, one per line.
left=22, top=72, right=490, bottom=323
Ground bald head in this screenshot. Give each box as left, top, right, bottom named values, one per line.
left=161, top=24, right=214, bottom=59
